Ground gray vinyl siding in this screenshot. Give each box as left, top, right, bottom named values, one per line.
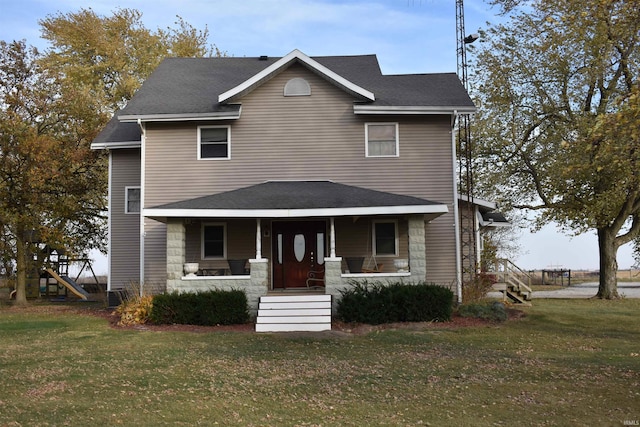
left=143, top=63, right=457, bottom=283
left=143, top=219, right=166, bottom=293
left=110, top=149, right=141, bottom=290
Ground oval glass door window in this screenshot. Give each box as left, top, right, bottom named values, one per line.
left=294, top=234, right=305, bottom=262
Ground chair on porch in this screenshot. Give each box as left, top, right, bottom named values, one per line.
left=305, top=269, right=325, bottom=289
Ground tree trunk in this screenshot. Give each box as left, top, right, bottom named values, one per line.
left=14, top=233, right=28, bottom=306
left=597, top=227, right=620, bottom=299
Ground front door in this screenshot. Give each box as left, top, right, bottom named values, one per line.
left=272, top=221, right=326, bottom=289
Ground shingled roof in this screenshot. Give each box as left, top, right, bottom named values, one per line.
left=92, top=49, right=475, bottom=148
left=144, top=181, right=449, bottom=220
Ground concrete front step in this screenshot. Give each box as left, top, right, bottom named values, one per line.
left=258, top=308, right=331, bottom=317
left=261, top=294, right=331, bottom=303
left=260, top=301, right=329, bottom=310
left=256, top=294, right=332, bottom=332
left=256, top=323, right=332, bottom=332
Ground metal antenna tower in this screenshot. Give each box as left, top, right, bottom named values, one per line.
left=456, top=0, right=478, bottom=291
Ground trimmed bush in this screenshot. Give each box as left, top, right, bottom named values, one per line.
left=149, top=289, right=249, bottom=326
left=337, top=280, right=454, bottom=324
left=458, top=301, right=508, bottom=322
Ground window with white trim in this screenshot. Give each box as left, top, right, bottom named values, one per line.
left=125, top=187, right=140, bottom=213
left=284, top=77, right=311, bottom=96
left=373, top=220, right=398, bottom=256
left=365, top=123, right=399, bottom=157
left=198, top=126, right=230, bottom=159
left=202, top=223, right=226, bottom=259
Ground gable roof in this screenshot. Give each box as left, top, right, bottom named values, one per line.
left=218, top=49, right=375, bottom=103
left=144, top=181, right=449, bottom=220
left=93, top=49, right=476, bottom=148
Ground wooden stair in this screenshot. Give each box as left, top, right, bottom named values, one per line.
left=491, top=259, right=533, bottom=306
left=256, top=294, right=332, bottom=332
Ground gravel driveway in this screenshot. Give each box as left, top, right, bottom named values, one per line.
left=487, top=281, right=640, bottom=299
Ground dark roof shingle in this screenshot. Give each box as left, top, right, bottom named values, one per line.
left=118, top=53, right=473, bottom=118
left=151, top=181, right=443, bottom=211
left=94, top=51, right=475, bottom=146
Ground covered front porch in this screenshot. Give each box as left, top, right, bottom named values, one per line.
left=146, top=181, right=449, bottom=316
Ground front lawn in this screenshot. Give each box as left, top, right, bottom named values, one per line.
left=0, top=299, right=638, bottom=426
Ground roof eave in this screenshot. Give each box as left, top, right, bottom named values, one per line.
left=218, top=49, right=376, bottom=103
left=458, top=195, right=497, bottom=210
left=118, top=109, right=241, bottom=123
left=91, top=141, right=141, bottom=150
left=478, top=217, right=511, bottom=228
left=354, top=105, right=477, bottom=115
left=144, top=204, right=448, bottom=220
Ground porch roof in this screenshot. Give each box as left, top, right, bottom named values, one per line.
left=145, top=181, right=449, bottom=220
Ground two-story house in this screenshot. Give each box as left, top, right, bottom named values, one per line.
left=93, top=49, right=489, bottom=331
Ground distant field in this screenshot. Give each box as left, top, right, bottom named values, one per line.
left=523, top=269, right=640, bottom=286
left=0, top=299, right=638, bottom=426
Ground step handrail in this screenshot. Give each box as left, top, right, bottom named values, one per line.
left=494, top=258, right=533, bottom=295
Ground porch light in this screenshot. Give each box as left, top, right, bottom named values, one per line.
left=464, top=33, right=479, bottom=44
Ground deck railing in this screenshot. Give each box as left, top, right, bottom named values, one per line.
left=493, top=258, right=533, bottom=296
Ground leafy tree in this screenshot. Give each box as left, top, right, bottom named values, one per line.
left=472, top=0, right=639, bottom=298
left=0, top=40, right=107, bottom=304
left=39, top=8, right=215, bottom=113
left=1, top=9, right=214, bottom=304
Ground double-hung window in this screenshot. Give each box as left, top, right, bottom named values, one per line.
left=198, top=126, right=230, bottom=159
left=373, top=220, right=398, bottom=256
left=365, top=123, right=399, bottom=157
left=125, top=187, right=140, bottom=213
left=202, top=223, right=226, bottom=259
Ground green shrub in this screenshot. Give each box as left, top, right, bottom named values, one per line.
left=337, top=280, right=454, bottom=324
left=149, top=289, right=249, bottom=326
left=458, top=301, right=508, bottom=322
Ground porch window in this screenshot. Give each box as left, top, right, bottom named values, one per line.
left=202, top=223, right=226, bottom=259
left=365, top=123, right=398, bottom=157
left=198, top=126, right=230, bottom=159
left=373, top=220, right=398, bottom=256
left=125, top=187, right=140, bottom=213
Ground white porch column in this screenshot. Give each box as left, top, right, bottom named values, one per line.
left=330, top=217, right=336, bottom=258
left=255, top=218, right=263, bottom=260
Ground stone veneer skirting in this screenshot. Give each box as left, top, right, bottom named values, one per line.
left=165, top=215, right=428, bottom=318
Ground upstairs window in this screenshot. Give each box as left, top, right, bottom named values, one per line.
left=125, top=187, right=140, bottom=213
left=198, top=126, right=230, bottom=159
left=284, top=77, right=311, bottom=96
left=366, top=123, right=399, bottom=157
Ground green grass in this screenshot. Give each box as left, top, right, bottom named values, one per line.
left=1, top=300, right=639, bottom=426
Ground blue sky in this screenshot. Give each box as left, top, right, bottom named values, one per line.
left=0, top=0, right=635, bottom=273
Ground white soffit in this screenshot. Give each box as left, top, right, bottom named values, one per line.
left=458, top=194, right=497, bottom=210
left=144, top=204, right=448, bottom=219
left=354, top=105, right=477, bottom=115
